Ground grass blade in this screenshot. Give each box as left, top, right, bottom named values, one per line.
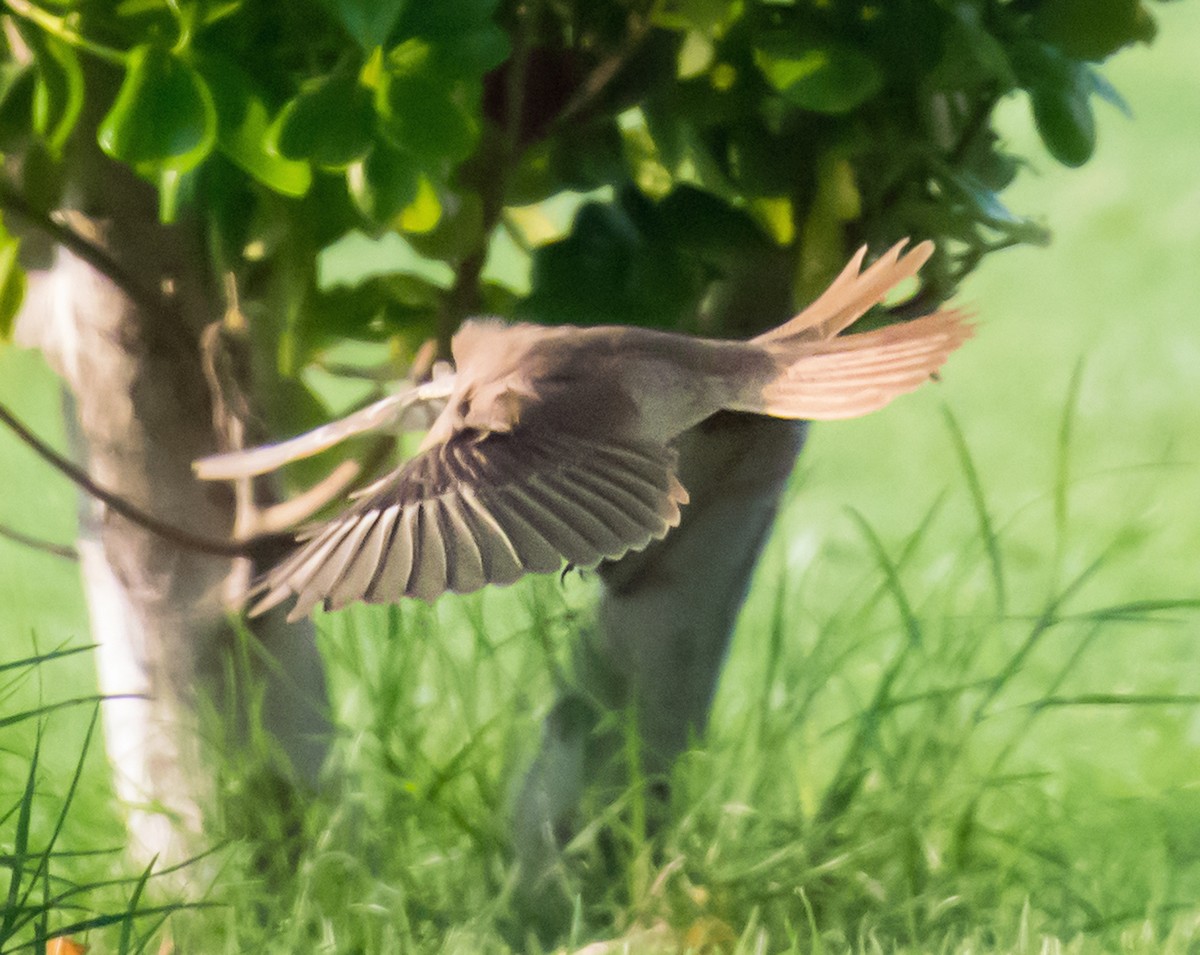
left=941, top=404, right=1006, bottom=614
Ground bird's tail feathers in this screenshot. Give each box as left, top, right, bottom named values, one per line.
left=753, top=239, right=934, bottom=347
left=729, top=238, right=972, bottom=420
left=738, top=308, right=974, bottom=420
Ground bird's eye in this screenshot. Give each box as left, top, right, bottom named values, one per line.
left=457, top=397, right=472, bottom=418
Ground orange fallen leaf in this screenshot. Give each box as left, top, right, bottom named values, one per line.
left=47, top=938, right=88, bottom=955
left=684, top=915, right=737, bottom=953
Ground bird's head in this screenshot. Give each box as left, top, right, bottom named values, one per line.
left=447, top=318, right=545, bottom=435
left=450, top=377, right=538, bottom=434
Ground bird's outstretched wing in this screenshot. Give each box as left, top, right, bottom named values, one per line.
left=250, top=428, right=689, bottom=620
left=194, top=375, right=454, bottom=481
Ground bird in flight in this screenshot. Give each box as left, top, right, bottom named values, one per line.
left=196, top=240, right=972, bottom=620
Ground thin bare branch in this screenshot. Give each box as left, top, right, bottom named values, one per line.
left=0, top=178, right=170, bottom=320
left=556, top=10, right=652, bottom=126
left=0, top=397, right=258, bottom=557
left=0, top=522, right=77, bottom=559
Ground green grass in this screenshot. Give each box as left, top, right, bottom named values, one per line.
left=3, top=4, right=1200, bottom=950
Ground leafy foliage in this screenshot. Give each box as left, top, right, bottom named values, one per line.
left=0, top=0, right=1165, bottom=415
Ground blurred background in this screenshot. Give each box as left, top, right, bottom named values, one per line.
left=756, top=0, right=1200, bottom=780
left=782, top=0, right=1200, bottom=777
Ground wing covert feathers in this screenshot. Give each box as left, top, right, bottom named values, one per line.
left=251, top=430, right=687, bottom=620
left=194, top=377, right=453, bottom=481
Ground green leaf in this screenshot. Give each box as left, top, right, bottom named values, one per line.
left=439, top=25, right=511, bottom=76
left=28, top=32, right=84, bottom=156
left=965, top=138, right=1020, bottom=193
left=97, top=45, right=217, bottom=172
left=553, top=119, right=626, bottom=191
left=1032, top=0, right=1157, bottom=61
left=0, top=66, right=36, bottom=154
left=656, top=186, right=771, bottom=269
left=156, top=166, right=189, bottom=223
left=306, top=274, right=442, bottom=348
left=506, top=139, right=562, bottom=206
left=377, top=73, right=477, bottom=162
left=1031, top=83, right=1095, bottom=167
left=519, top=192, right=706, bottom=329
left=19, top=140, right=67, bottom=214
left=0, top=219, right=26, bottom=341
left=324, top=0, right=409, bottom=50
left=405, top=188, right=480, bottom=256
left=396, top=175, right=442, bottom=234
left=651, top=0, right=739, bottom=35
left=347, top=140, right=421, bottom=225
left=1087, top=66, right=1132, bottom=118
left=376, top=44, right=479, bottom=163
left=724, top=119, right=806, bottom=195
left=753, top=36, right=883, bottom=114
left=199, top=55, right=312, bottom=196
left=1013, top=42, right=1098, bottom=168
left=941, top=170, right=1052, bottom=244
left=269, top=69, right=374, bottom=170
left=397, top=0, right=499, bottom=39
left=930, top=6, right=1016, bottom=91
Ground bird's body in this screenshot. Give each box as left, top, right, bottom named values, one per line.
left=195, top=240, right=973, bottom=620
left=432, top=319, right=765, bottom=447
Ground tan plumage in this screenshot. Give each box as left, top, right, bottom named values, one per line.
left=196, top=239, right=973, bottom=620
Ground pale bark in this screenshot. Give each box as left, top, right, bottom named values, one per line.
left=12, top=85, right=330, bottom=867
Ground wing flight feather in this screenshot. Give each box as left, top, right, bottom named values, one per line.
left=251, top=428, right=687, bottom=620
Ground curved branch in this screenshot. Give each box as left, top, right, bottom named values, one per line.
left=0, top=397, right=262, bottom=557
left=0, top=521, right=77, bottom=559
left=556, top=10, right=653, bottom=126
left=0, top=179, right=169, bottom=320
left=2, top=0, right=127, bottom=65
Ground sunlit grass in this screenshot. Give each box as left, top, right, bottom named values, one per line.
left=7, top=388, right=1200, bottom=952
left=0, top=647, right=212, bottom=954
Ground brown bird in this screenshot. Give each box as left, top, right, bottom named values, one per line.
left=196, top=240, right=972, bottom=620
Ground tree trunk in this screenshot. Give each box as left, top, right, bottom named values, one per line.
left=13, top=85, right=330, bottom=868
left=513, top=253, right=806, bottom=906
